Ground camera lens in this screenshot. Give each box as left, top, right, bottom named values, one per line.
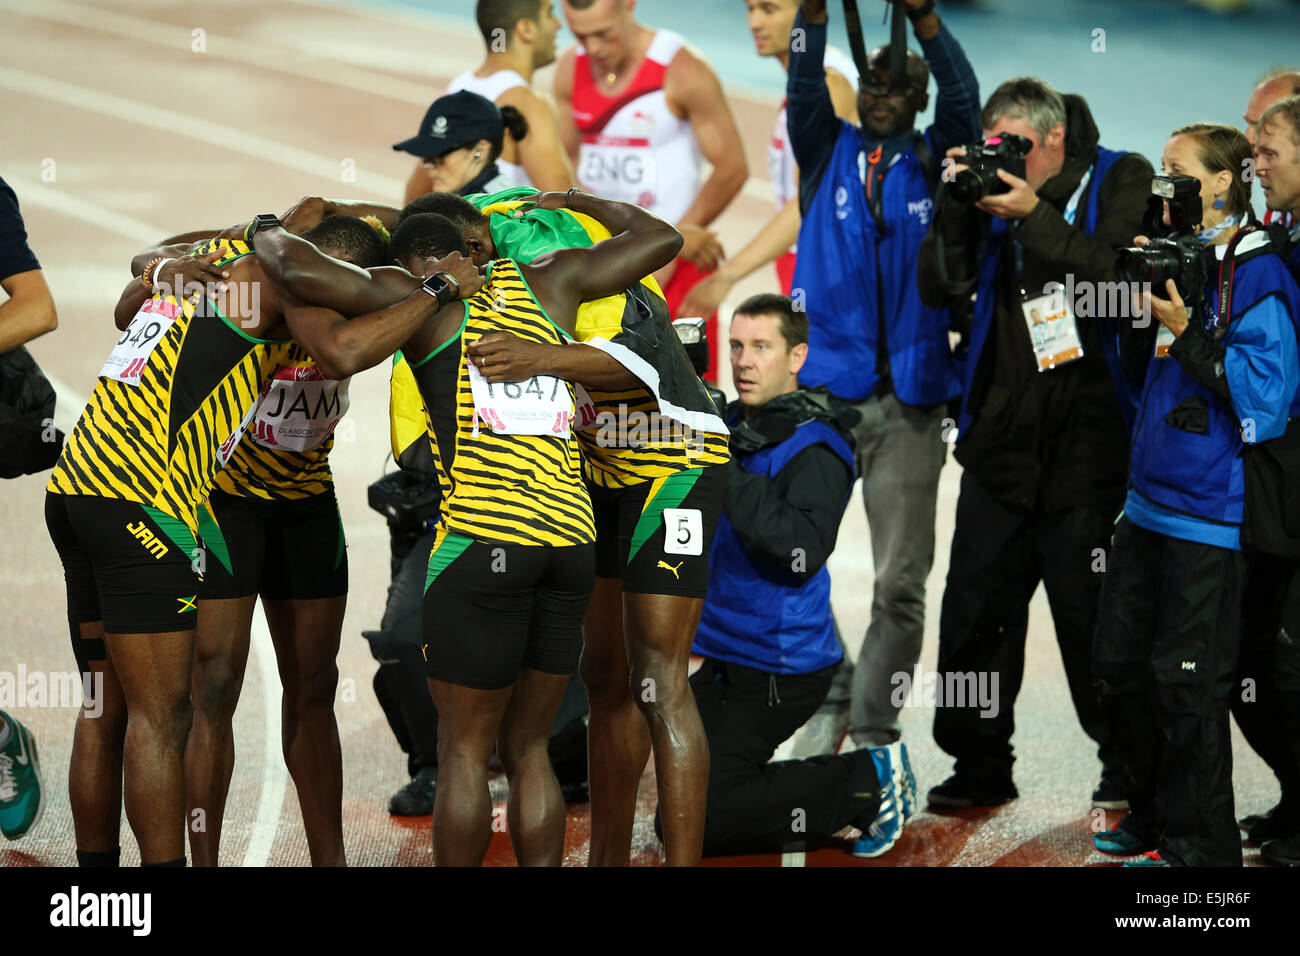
left=1116, top=245, right=1180, bottom=288
left=950, top=168, right=984, bottom=204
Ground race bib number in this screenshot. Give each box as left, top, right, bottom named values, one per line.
left=1022, top=291, right=1084, bottom=371
left=467, top=359, right=576, bottom=436
left=662, top=507, right=703, bottom=556
left=99, top=296, right=179, bottom=385
left=249, top=367, right=350, bottom=453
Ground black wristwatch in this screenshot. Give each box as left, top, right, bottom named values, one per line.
left=420, top=271, right=460, bottom=307
left=246, top=213, right=281, bottom=247
left=907, top=0, right=936, bottom=21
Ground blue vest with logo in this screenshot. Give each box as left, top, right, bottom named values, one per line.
left=794, top=123, right=960, bottom=405
left=693, top=419, right=855, bottom=675
left=960, top=147, right=1132, bottom=437
left=1127, top=247, right=1300, bottom=542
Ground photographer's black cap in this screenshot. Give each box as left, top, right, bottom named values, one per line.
left=393, top=90, right=503, bottom=159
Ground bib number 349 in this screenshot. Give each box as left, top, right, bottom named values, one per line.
left=99, top=297, right=179, bottom=385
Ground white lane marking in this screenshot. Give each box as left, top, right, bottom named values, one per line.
left=243, top=608, right=287, bottom=867
left=780, top=851, right=807, bottom=867
left=21, top=181, right=289, bottom=869
left=0, top=67, right=404, bottom=197
left=0, top=0, right=436, bottom=104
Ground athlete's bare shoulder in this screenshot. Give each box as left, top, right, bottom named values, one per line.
left=554, top=45, right=578, bottom=96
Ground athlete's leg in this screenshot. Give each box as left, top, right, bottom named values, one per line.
left=185, top=595, right=256, bottom=867
left=580, top=576, right=652, bottom=866
left=496, top=667, right=573, bottom=865
left=107, top=629, right=195, bottom=864
left=427, top=677, right=513, bottom=866
left=623, top=590, right=710, bottom=866
left=69, top=629, right=127, bottom=857
left=263, top=595, right=347, bottom=867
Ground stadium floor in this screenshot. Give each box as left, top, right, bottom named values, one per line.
left=0, top=0, right=1282, bottom=867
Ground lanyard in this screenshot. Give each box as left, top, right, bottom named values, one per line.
left=1011, top=164, right=1095, bottom=297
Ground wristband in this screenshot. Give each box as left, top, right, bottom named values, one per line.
left=906, top=0, right=936, bottom=22
left=151, top=258, right=176, bottom=291
left=141, top=257, right=164, bottom=290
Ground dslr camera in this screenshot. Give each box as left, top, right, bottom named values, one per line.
left=948, top=134, right=1032, bottom=204
left=673, top=317, right=727, bottom=417
left=1115, top=175, right=1206, bottom=302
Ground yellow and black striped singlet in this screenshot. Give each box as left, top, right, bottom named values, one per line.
left=48, top=238, right=291, bottom=535
left=210, top=343, right=339, bottom=500
left=411, top=259, right=594, bottom=547
left=578, top=388, right=730, bottom=489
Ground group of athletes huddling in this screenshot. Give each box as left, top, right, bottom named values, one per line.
left=44, top=181, right=740, bottom=867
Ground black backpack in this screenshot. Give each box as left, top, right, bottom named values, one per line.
left=0, top=345, right=64, bottom=478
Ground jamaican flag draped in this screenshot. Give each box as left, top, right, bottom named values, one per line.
left=389, top=186, right=728, bottom=473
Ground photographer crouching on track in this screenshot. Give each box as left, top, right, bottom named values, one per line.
left=916, top=77, right=1154, bottom=811
left=664, top=294, right=917, bottom=860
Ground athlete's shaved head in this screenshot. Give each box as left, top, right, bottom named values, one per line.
left=399, top=193, right=497, bottom=265
left=391, top=214, right=470, bottom=277
left=302, top=214, right=388, bottom=269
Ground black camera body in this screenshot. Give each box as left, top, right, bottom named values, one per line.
left=367, top=468, right=441, bottom=535
left=1115, top=175, right=1208, bottom=302
left=672, top=316, right=727, bottom=415
left=949, top=134, right=1032, bottom=204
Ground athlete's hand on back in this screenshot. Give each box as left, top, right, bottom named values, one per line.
left=429, top=251, right=486, bottom=301
left=466, top=331, right=557, bottom=383
left=154, top=251, right=231, bottom=304
left=514, top=190, right=581, bottom=215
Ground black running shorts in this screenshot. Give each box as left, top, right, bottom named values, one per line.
left=197, top=488, right=348, bottom=601
left=45, top=492, right=203, bottom=650
left=590, top=462, right=728, bottom=598
left=422, top=533, right=595, bottom=690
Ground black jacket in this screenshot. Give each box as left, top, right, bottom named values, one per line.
left=917, top=95, right=1154, bottom=513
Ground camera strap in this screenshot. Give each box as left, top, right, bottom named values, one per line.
left=1215, top=221, right=1259, bottom=332
left=842, top=0, right=908, bottom=93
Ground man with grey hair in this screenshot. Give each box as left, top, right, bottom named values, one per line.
left=1236, top=94, right=1300, bottom=862
left=917, top=77, right=1153, bottom=811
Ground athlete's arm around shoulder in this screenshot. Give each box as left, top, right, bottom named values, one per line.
left=252, top=227, right=418, bottom=316
left=664, top=45, right=747, bottom=227
left=498, top=85, right=575, bottom=191
left=552, top=45, right=581, bottom=165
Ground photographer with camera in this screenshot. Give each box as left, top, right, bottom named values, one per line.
left=681, top=294, right=915, bottom=859
left=1093, top=123, right=1300, bottom=867
left=917, top=78, right=1153, bottom=810
left=788, top=0, right=979, bottom=765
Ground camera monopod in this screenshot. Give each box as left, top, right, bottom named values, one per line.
left=841, top=0, right=908, bottom=92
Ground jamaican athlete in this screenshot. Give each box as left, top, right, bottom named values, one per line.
left=45, top=215, right=480, bottom=866
left=249, top=190, right=682, bottom=866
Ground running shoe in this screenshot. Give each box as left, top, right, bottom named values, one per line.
left=927, top=772, right=1017, bottom=808
left=850, top=745, right=904, bottom=858
left=1092, top=824, right=1157, bottom=857
left=0, top=711, right=44, bottom=841
left=388, top=765, right=437, bottom=816
left=1123, top=850, right=1171, bottom=868
left=892, top=741, right=919, bottom=824
left=1261, top=833, right=1300, bottom=867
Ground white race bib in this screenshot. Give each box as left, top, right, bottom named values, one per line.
left=99, top=296, right=180, bottom=385
left=249, top=367, right=350, bottom=453
left=662, top=508, right=703, bottom=556
left=1022, top=292, right=1084, bottom=372
left=467, top=359, right=576, bottom=436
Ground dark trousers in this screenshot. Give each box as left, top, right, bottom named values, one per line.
left=1094, top=518, right=1244, bottom=867
left=934, top=471, right=1123, bottom=783
left=684, top=658, right=880, bottom=857
left=1232, top=553, right=1300, bottom=804
left=365, top=527, right=589, bottom=779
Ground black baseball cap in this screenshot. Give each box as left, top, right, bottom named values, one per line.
left=393, top=90, right=504, bottom=159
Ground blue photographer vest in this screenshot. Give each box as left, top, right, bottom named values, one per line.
left=1126, top=247, right=1300, bottom=547
left=794, top=123, right=960, bottom=405
left=693, top=419, right=855, bottom=675
left=960, top=147, right=1130, bottom=437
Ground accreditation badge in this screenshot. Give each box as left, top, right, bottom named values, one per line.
left=1021, top=289, right=1084, bottom=371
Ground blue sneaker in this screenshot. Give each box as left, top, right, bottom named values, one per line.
left=0, top=711, right=44, bottom=841
left=1123, top=850, right=1171, bottom=868
left=892, top=741, right=919, bottom=824
left=1092, top=824, right=1156, bottom=857
left=850, top=745, right=904, bottom=858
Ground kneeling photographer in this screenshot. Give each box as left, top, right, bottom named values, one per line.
left=1093, top=123, right=1300, bottom=867
left=670, top=294, right=914, bottom=860
left=917, top=78, right=1153, bottom=810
